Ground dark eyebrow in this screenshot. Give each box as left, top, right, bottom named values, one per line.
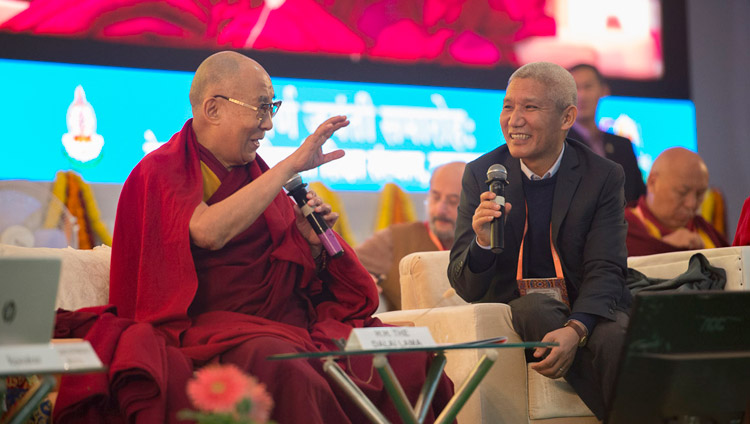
left=258, top=93, right=276, bottom=102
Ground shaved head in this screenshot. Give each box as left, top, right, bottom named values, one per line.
left=189, top=51, right=269, bottom=111
left=430, top=161, right=465, bottom=187
left=647, top=147, right=709, bottom=229
left=189, top=51, right=275, bottom=168
left=649, top=147, right=707, bottom=178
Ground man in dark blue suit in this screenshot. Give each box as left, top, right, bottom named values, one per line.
left=448, top=62, right=632, bottom=419
left=568, top=63, right=646, bottom=204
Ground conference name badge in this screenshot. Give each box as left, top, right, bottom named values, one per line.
left=517, top=277, right=571, bottom=308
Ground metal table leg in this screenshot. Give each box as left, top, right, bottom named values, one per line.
left=322, top=357, right=391, bottom=424
left=435, top=349, right=498, bottom=424
left=373, top=354, right=419, bottom=424
left=415, top=352, right=447, bottom=423
left=321, top=348, right=499, bottom=424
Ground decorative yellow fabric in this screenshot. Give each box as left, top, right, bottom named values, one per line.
left=46, top=171, right=113, bottom=248
left=309, top=181, right=357, bottom=246
left=67, top=172, right=92, bottom=249
left=47, top=171, right=78, bottom=246
left=200, top=161, right=222, bottom=202
left=74, top=172, right=113, bottom=246
left=699, top=187, right=727, bottom=237
left=45, top=171, right=68, bottom=229
left=374, top=183, right=417, bottom=232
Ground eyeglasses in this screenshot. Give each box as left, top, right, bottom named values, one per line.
left=213, top=95, right=282, bottom=121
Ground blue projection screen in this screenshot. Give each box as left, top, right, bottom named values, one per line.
left=0, top=58, right=695, bottom=191
left=597, top=96, right=697, bottom=179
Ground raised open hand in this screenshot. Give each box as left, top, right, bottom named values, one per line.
left=288, top=115, right=349, bottom=173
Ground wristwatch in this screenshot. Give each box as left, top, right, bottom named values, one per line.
left=564, top=319, right=589, bottom=347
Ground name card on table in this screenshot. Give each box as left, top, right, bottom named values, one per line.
left=54, top=341, right=105, bottom=372
left=0, top=341, right=104, bottom=375
left=345, top=327, right=436, bottom=351
left=0, top=344, right=66, bottom=375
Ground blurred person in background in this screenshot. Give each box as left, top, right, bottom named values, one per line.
left=625, top=147, right=728, bottom=256
left=356, top=161, right=465, bottom=310
left=568, top=63, right=646, bottom=204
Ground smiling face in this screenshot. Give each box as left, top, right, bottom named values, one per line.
left=191, top=52, right=276, bottom=169
left=500, top=77, right=576, bottom=174
left=212, top=68, right=275, bottom=168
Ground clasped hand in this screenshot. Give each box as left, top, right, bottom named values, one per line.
left=294, top=190, right=338, bottom=254
left=662, top=228, right=704, bottom=250
left=530, top=326, right=579, bottom=379
left=472, top=191, right=513, bottom=246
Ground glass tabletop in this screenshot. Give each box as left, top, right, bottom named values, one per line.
left=268, top=340, right=557, bottom=361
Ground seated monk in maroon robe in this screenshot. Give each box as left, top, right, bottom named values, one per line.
left=52, top=51, right=453, bottom=424
left=625, top=147, right=727, bottom=257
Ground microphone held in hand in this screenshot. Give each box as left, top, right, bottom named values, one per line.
left=284, top=174, right=344, bottom=258
left=485, top=164, right=508, bottom=253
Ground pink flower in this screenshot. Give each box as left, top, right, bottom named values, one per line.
left=187, top=364, right=253, bottom=413
left=246, top=377, right=274, bottom=423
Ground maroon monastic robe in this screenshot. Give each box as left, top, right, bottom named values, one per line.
left=733, top=196, right=750, bottom=246
left=625, top=196, right=728, bottom=257
left=53, top=120, right=452, bottom=423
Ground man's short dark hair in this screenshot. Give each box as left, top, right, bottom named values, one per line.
left=569, top=63, right=607, bottom=86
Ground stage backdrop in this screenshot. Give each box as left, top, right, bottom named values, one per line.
left=0, top=57, right=695, bottom=191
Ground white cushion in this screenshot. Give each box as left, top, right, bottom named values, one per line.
left=0, top=243, right=110, bottom=310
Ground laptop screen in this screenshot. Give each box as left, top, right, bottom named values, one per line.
left=0, top=256, right=61, bottom=346
left=608, top=291, right=750, bottom=424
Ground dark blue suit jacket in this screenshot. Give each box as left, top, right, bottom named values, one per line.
left=567, top=126, right=645, bottom=204
left=448, top=138, right=632, bottom=321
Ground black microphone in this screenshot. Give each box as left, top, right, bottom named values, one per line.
left=485, top=164, right=508, bottom=253
left=284, top=174, right=344, bottom=258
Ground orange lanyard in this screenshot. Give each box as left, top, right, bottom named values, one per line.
left=425, top=222, right=446, bottom=251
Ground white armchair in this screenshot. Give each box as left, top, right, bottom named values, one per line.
left=376, top=247, right=750, bottom=424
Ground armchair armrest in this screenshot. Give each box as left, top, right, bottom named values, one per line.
left=628, top=246, right=750, bottom=291
left=399, top=251, right=466, bottom=310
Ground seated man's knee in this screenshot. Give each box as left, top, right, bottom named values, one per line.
left=510, top=294, right=569, bottom=338
left=510, top=294, right=568, bottom=321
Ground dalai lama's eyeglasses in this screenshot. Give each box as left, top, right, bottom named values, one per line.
left=213, top=95, right=282, bottom=122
